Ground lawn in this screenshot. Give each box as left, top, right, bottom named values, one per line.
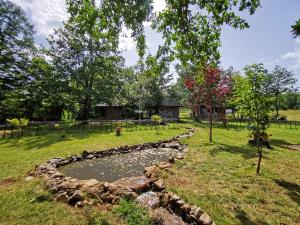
left=162, top=124, right=300, bottom=225
left=279, top=109, right=300, bottom=121
left=1, top=121, right=299, bottom=225
left=0, top=127, right=185, bottom=225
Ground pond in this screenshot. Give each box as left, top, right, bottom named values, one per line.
left=60, top=148, right=180, bottom=182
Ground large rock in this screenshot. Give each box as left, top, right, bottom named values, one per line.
left=144, top=165, right=158, bottom=178
left=112, top=176, right=151, bottom=193
left=150, top=207, right=188, bottom=225
left=137, top=191, right=160, bottom=209
left=158, top=162, right=172, bottom=169
left=199, top=212, right=212, bottom=225
left=153, top=179, right=165, bottom=191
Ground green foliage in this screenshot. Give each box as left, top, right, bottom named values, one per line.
left=234, top=64, right=273, bottom=131
left=153, top=0, right=261, bottom=71
left=60, top=110, right=76, bottom=134
left=151, top=114, right=162, bottom=134
left=6, top=118, right=29, bottom=128
left=151, top=114, right=162, bottom=124
left=291, top=19, right=300, bottom=38
left=114, top=199, right=153, bottom=225
left=233, top=64, right=274, bottom=173
left=6, top=118, right=20, bottom=128
left=266, top=65, right=297, bottom=117
left=0, top=0, right=34, bottom=121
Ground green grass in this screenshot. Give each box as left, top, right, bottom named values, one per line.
left=114, top=199, right=153, bottom=225
left=162, top=125, right=300, bottom=225
left=0, top=128, right=184, bottom=225
left=279, top=109, right=300, bottom=121
left=1, top=118, right=300, bottom=225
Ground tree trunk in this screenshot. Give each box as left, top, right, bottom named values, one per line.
left=81, top=95, right=92, bottom=120
left=256, top=142, right=263, bottom=175
left=209, top=108, right=213, bottom=143
left=275, top=95, right=279, bottom=118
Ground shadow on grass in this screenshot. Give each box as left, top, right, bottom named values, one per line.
left=270, top=139, right=293, bottom=146
left=2, top=132, right=95, bottom=151
left=234, top=207, right=269, bottom=225
left=275, top=179, right=300, bottom=206
left=209, top=144, right=258, bottom=159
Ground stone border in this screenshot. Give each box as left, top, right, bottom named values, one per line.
left=30, top=128, right=215, bottom=225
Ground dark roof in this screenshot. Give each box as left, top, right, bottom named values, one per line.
left=159, top=97, right=181, bottom=107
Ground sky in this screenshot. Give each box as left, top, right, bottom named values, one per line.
left=10, top=0, right=300, bottom=85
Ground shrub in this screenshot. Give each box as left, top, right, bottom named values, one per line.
left=6, top=117, right=29, bottom=136
left=60, top=110, right=76, bottom=135
left=151, top=115, right=162, bottom=135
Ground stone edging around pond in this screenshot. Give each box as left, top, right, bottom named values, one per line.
left=29, top=128, right=215, bottom=225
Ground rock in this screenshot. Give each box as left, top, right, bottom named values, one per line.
left=137, top=191, right=160, bottom=209
left=175, top=153, right=184, bottom=160
left=153, top=179, right=165, bottom=191
left=168, top=157, right=175, bottom=163
left=121, top=191, right=138, bottom=200
left=112, top=176, right=151, bottom=193
left=75, top=201, right=83, bottom=208
left=194, top=207, right=204, bottom=219
left=160, top=193, right=170, bottom=207
left=180, top=204, right=191, bottom=214
left=144, top=165, right=158, bottom=178
left=25, top=176, right=34, bottom=182
left=171, top=194, right=180, bottom=201
left=158, top=162, right=172, bottom=169
left=50, top=172, right=64, bottom=179
left=199, top=212, right=212, bottom=225
left=86, top=154, right=94, bottom=159
left=82, top=179, right=100, bottom=187
left=176, top=199, right=185, bottom=207
left=55, top=192, right=69, bottom=203
left=150, top=207, right=188, bottom=225
left=82, top=151, right=89, bottom=158
left=68, top=190, right=84, bottom=206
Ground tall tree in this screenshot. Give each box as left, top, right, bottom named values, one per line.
left=49, top=0, right=153, bottom=119
left=267, top=65, right=297, bottom=118
left=0, top=0, right=35, bottom=121
left=291, top=19, right=300, bottom=38
left=153, top=0, right=261, bottom=71
left=233, top=64, right=273, bottom=174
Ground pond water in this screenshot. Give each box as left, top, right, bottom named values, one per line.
left=60, top=148, right=180, bottom=182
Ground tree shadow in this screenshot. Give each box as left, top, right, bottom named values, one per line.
left=209, top=144, right=260, bottom=160
left=234, top=206, right=269, bottom=225
left=270, top=139, right=292, bottom=146
left=274, top=179, right=300, bottom=206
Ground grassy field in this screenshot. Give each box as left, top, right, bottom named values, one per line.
left=161, top=124, right=300, bottom=225
left=1, top=118, right=300, bottom=225
left=279, top=109, right=300, bottom=121
left=0, top=128, right=184, bottom=225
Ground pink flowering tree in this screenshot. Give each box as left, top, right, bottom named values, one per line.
left=185, top=66, right=231, bottom=142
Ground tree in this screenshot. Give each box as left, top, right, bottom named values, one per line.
left=267, top=66, right=297, bottom=118
left=153, top=0, right=261, bottom=72
left=291, top=19, right=300, bottom=38
left=49, top=0, right=153, bottom=120
left=233, top=64, right=273, bottom=174
left=60, top=110, right=76, bottom=135
left=0, top=0, right=34, bottom=121
left=185, top=66, right=231, bottom=142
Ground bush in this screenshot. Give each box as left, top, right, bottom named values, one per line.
left=60, top=110, right=76, bottom=135
left=6, top=117, right=29, bottom=136
left=151, top=115, right=162, bottom=135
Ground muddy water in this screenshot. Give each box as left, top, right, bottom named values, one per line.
left=60, top=148, right=179, bottom=182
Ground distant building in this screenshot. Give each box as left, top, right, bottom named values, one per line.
left=94, top=97, right=181, bottom=121
left=157, top=97, right=181, bottom=121
left=94, top=103, right=124, bottom=120
left=198, top=105, right=226, bottom=120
